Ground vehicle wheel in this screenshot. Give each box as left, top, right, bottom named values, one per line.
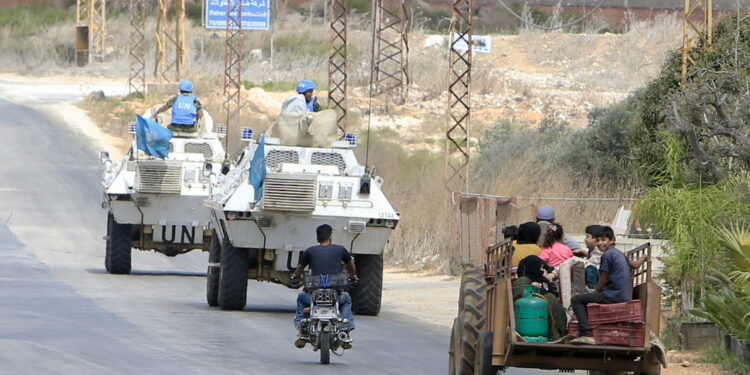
left=449, top=318, right=461, bottom=375
left=350, top=254, right=383, bottom=316
left=206, top=233, right=221, bottom=307
left=457, top=266, right=488, bottom=375
left=218, top=238, right=248, bottom=310
left=457, top=267, right=485, bottom=313
left=476, top=330, right=494, bottom=375
left=105, top=213, right=132, bottom=274
left=320, top=332, right=331, bottom=364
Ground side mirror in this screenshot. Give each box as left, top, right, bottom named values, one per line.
left=99, top=151, right=110, bottom=165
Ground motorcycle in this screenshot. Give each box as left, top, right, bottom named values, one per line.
left=294, top=272, right=354, bottom=364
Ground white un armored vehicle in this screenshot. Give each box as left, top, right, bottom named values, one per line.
left=205, top=109, right=398, bottom=315
left=100, top=106, right=226, bottom=274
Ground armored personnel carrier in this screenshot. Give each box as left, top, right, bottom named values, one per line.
left=100, top=106, right=226, bottom=274
left=205, top=110, right=398, bottom=315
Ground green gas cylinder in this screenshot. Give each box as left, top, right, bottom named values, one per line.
left=514, top=285, right=549, bottom=342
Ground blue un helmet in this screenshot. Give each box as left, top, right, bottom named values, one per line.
left=178, top=80, right=193, bottom=93
left=296, top=80, right=316, bottom=93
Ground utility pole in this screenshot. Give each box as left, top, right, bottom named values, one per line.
left=682, top=0, right=713, bottom=81
left=128, top=0, right=147, bottom=97
left=445, top=0, right=472, bottom=193
left=155, top=0, right=186, bottom=82
left=75, top=0, right=105, bottom=64
left=223, top=0, right=243, bottom=155
left=373, top=0, right=410, bottom=104
left=328, top=0, right=348, bottom=134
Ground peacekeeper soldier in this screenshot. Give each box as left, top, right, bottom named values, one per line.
left=154, top=80, right=204, bottom=133
left=296, top=79, right=322, bottom=112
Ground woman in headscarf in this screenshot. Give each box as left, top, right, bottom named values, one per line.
left=511, top=222, right=542, bottom=267
left=512, top=255, right=568, bottom=341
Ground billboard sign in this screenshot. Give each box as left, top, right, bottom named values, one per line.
left=205, top=0, right=271, bottom=31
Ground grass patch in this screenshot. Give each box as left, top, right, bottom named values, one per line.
left=243, top=80, right=297, bottom=92
left=274, top=34, right=328, bottom=56
left=0, top=4, right=71, bottom=35
left=702, top=346, right=750, bottom=374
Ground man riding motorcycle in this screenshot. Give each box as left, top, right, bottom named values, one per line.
left=291, top=224, right=358, bottom=347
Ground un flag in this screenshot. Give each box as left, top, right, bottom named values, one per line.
left=248, top=134, right=266, bottom=202
left=135, top=115, right=173, bottom=159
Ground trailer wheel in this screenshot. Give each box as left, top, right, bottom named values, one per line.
left=206, top=233, right=221, bottom=307
left=218, top=238, right=248, bottom=310
left=350, top=254, right=383, bottom=316
left=456, top=266, right=488, bottom=375
left=476, top=330, right=494, bottom=375
left=105, top=212, right=132, bottom=274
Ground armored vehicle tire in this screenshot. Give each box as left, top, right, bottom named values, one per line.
left=206, top=233, right=221, bottom=307
left=320, top=332, right=331, bottom=364
left=218, top=238, right=248, bottom=310
left=105, top=212, right=132, bottom=274
left=455, top=266, right=488, bottom=375
left=457, top=267, right=485, bottom=314
left=350, top=254, right=383, bottom=316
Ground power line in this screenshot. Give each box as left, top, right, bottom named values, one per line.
left=495, top=0, right=607, bottom=31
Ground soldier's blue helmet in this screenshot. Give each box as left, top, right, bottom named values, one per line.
left=296, top=80, right=316, bottom=93
left=178, top=80, right=193, bottom=93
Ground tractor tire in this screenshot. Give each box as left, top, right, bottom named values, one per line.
left=320, top=332, right=331, bottom=364
left=456, top=266, right=489, bottom=375
left=218, top=238, right=248, bottom=310
left=350, top=254, right=383, bottom=316
left=476, top=330, right=495, bottom=375
left=449, top=318, right=461, bottom=375
left=206, top=233, right=221, bottom=307
left=457, top=267, right=485, bottom=313
left=105, top=212, right=132, bottom=274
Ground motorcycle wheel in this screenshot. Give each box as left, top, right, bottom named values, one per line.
left=320, top=332, right=331, bottom=364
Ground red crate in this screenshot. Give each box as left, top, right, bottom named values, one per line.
left=593, top=323, right=646, bottom=347
left=587, top=300, right=643, bottom=325
left=567, top=320, right=579, bottom=336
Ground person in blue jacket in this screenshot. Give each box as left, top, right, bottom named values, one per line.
left=296, top=79, right=322, bottom=112
left=155, top=80, right=204, bottom=133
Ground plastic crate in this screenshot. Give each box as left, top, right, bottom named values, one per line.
left=587, top=300, right=643, bottom=326
left=567, top=320, right=579, bottom=336
left=593, top=323, right=646, bottom=347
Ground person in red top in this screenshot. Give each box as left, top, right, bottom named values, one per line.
left=539, top=223, right=587, bottom=267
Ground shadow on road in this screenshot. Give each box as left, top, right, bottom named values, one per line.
left=85, top=268, right=206, bottom=277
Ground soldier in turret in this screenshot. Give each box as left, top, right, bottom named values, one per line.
left=154, top=80, right=204, bottom=133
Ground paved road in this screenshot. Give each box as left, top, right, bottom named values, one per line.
left=0, top=92, right=564, bottom=374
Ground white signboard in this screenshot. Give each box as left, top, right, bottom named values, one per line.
left=451, top=34, right=492, bottom=53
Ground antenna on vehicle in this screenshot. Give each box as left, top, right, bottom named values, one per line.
left=364, top=0, right=377, bottom=171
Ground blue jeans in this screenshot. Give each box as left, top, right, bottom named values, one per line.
left=295, top=291, right=355, bottom=330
